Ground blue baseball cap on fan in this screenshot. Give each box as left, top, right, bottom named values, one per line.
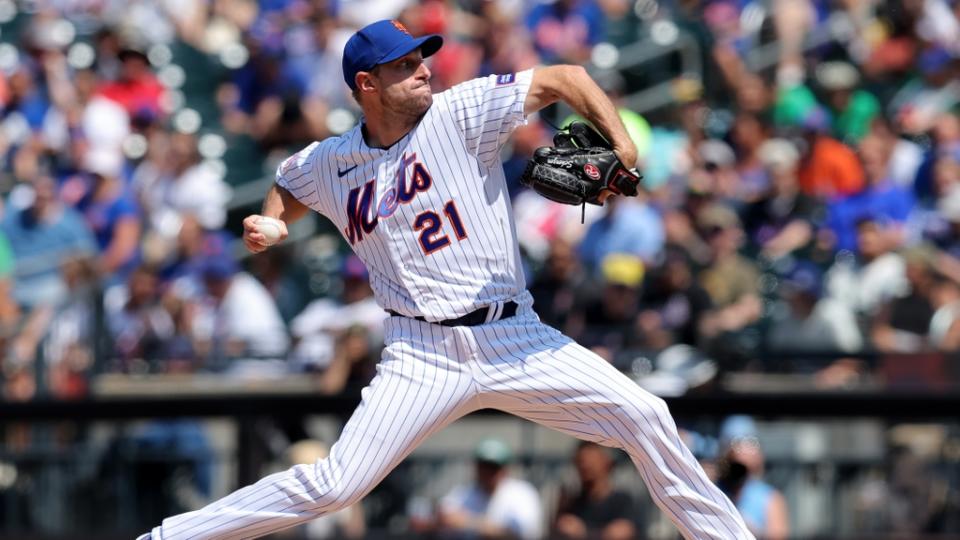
left=342, top=20, right=443, bottom=91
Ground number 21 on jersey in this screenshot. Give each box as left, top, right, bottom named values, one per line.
left=415, top=200, right=467, bottom=255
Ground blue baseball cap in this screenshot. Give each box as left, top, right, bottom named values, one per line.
left=342, top=20, right=443, bottom=91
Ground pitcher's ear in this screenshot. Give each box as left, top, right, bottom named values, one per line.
left=357, top=72, right=376, bottom=93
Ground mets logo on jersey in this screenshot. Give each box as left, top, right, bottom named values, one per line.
left=583, top=163, right=601, bottom=180
left=344, top=152, right=433, bottom=245
left=391, top=20, right=411, bottom=36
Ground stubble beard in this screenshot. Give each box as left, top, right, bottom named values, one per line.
left=384, top=89, right=433, bottom=127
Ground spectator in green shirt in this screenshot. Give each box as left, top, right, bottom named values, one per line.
left=0, top=231, right=14, bottom=278
left=815, top=61, right=880, bottom=145
left=0, top=231, right=20, bottom=334
left=772, top=61, right=880, bottom=145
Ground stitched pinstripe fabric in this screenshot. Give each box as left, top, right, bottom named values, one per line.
left=150, top=299, right=753, bottom=540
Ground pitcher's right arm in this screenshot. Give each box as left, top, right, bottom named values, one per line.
left=243, top=184, right=310, bottom=253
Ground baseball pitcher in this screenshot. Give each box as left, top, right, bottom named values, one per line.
left=139, top=20, right=754, bottom=540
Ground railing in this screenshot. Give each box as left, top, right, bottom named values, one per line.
left=2, top=385, right=960, bottom=539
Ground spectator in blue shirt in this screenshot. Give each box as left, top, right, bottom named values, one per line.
left=826, top=132, right=914, bottom=252
left=1, top=175, right=97, bottom=307
left=158, top=213, right=232, bottom=289
left=578, top=195, right=665, bottom=273
left=74, top=149, right=142, bottom=281
left=526, top=0, right=605, bottom=64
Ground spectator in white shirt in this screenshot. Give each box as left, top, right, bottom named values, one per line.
left=437, top=438, right=544, bottom=540
left=824, top=217, right=908, bottom=318
left=192, top=256, right=289, bottom=374
left=289, top=255, right=387, bottom=371
left=133, top=132, right=232, bottom=237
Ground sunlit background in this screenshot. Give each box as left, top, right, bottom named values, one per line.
left=1, top=0, right=960, bottom=538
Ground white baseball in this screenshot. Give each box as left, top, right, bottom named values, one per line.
left=256, top=216, right=284, bottom=246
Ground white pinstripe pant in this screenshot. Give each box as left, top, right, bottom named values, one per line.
left=148, top=300, right=754, bottom=540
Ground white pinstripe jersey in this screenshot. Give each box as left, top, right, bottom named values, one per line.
left=275, top=70, right=534, bottom=322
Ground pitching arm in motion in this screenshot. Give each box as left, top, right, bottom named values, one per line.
left=524, top=65, right=638, bottom=169
left=243, top=184, right=311, bottom=253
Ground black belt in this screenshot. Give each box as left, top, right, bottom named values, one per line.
left=387, top=301, right=518, bottom=327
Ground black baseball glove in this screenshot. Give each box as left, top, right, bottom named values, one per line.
left=520, top=122, right=642, bottom=207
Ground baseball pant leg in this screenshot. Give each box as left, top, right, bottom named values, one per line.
left=469, top=314, right=755, bottom=540
left=150, top=318, right=480, bottom=540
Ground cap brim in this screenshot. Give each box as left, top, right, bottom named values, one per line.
left=378, top=34, right=443, bottom=67
left=118, top=49, right=149, bottom=62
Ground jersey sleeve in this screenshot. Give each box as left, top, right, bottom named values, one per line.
left=441, top=69, right=534, bottom=167
left=275, top=141, right=326, bottom=216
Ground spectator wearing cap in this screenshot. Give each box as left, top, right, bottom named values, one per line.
left=815, top=61, right=880, bottom=144
left=796, top=106, right=866, bottom=199
left=74, top=147, right=142, bottom=280
left=568, top=253, right=645, bottom=361
left=696, top=204, right=763, bottom=341
left=715, top=416, right=789, bottom=540
left=741, top=138, right=820, bottom=261
left=553, top=441, right=640, bottom=540
left=191, top=256, right=289, bottom=371
left=437, top=438, right=544, bottom=540
left=871, top=245, right=940, bottom=353
left=97, top=45, right=166, bottom=120
left=1, top=175, right=97, bottom=307
left=766, top=261, right=863, bottom=356
left=824, top=130, right=915, bottom=252
left=289, top=255, right=387, bottom=372
left=688, top=139, right=740, bottom=202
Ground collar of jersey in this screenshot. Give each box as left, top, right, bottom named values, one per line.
left=357, top=121, right=417, bottom=153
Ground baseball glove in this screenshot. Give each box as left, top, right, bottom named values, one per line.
left=520, top=122, right=642, bottom=207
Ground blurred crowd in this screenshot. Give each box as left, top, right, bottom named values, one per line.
left=0, top=0, right=959, bottom=405
left=0, top=2, right=960, bottom=539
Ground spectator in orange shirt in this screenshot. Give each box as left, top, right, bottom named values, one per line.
left=797, top=107, right=866, bottom=198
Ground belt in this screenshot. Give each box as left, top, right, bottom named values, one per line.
left=387, top=301, right=518, bottom=327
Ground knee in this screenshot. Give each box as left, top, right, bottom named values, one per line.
left=642, top=394, right=672, bottom=421
left=301, top=458, right=361, bottom=513
left=618, top=393, right=674, bottom=432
